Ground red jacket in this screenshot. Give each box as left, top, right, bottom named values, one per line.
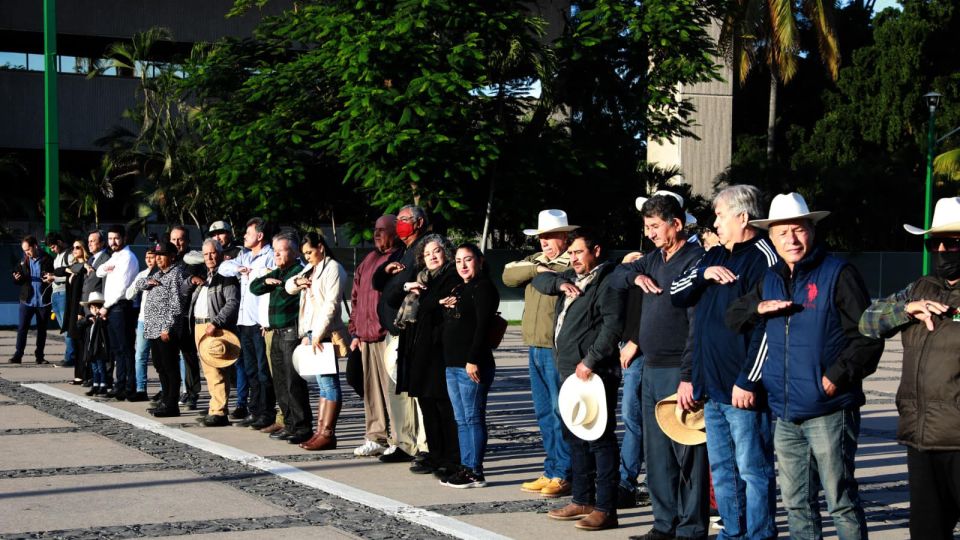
left=349, top=247, right=397, bottom=342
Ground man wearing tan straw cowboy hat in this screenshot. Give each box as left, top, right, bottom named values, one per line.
left=727, top=192, right=883, bottom=540
left=533, top=227, right=625, bottom=530
left=859, top=196, right=960, bottom=539
left=502, top=209, right=578, bottom=498
left=185, top=238, right=241, bottom=427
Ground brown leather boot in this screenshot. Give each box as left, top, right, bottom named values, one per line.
left=301, top=399, right=340, bottom=450
left=547, top=503, right=594, bottom=521
left=573, top=510, right=618, bottom=530
left=299, top=398, right=326, bottom=448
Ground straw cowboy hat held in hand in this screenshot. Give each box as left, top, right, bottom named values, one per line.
left=635, top=190, right=698, bottom=226
left=197, top=330, right=241, bottom=369
left=655, top=393, right=707, bottom=446
left=904, top=197, right=960, bottom=236
left=523, top=209, right=580, bottom=236
left=748, top=192, right=830, bottom=230
left=558, top=373, right=608, bottom=441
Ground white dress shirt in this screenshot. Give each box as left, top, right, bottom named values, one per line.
left=96, top=246, right=140, bottom=308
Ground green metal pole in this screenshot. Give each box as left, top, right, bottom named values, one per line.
left=922, top=105, right=937, bottom=275
left=43, top=0, right=60, bottom=234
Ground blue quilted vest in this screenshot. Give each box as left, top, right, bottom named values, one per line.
left=761, top=246, right=861, bottom=422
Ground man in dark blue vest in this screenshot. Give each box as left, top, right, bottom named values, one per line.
left=727, top=193, right=883, bottom=540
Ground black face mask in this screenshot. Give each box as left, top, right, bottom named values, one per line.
left=935, top=251, right=960, bottom=281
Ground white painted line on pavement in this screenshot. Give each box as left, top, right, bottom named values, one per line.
left=24, top=383, right=510, bottom=540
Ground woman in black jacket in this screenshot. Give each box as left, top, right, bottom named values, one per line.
left=387, top=234, right=461, bottom=479
left=438, top=243, right=500, bottom=489
left=56, top=241, right=89, bottom=385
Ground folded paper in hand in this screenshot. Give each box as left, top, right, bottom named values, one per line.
left=292, top=343, right=337, bottom=378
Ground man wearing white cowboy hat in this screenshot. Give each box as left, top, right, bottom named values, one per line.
left=612, top=193, right=708, bottom=540
left=502, top=209, right=578, bottom=498
left=670, top=184, right=778, bottom=539
left=727, top=192, right=883, bottom=540
left=859, top=196, right=960, bottom=539
left=533, top=227, right=625, bottom=530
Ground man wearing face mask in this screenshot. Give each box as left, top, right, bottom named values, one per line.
left=859, top=196, right=960, bottom=540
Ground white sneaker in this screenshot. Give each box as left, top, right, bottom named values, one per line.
left=354, top=439, right=387, bottom=457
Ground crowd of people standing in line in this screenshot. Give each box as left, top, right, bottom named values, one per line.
left=10, top=188, right=960, bottom=539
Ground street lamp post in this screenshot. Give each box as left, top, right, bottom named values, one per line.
left=922, top=91, right=941, bottom=275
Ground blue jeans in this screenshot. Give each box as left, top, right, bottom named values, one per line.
left=107, top=301, right=134, bottom=394
left=315, top=374, right=342, bottom=401
left=91, top=356, right=107, bottom=386
left=775, top=408, right=867, bottom=540
left=642, top=364, right=709, bottom=538
left=445, top=365, right=494, bottom=474
left=15, top=303, right=50, bottom=360
left=529, top=346, right=571, bottom=480
left=619, top=355, right=644, bottom=492
left=134, top=320, right=150, bottom=392
left=240, top=324, right=274, bottom=419
left=235, top=359, right=249, bottom=407
left=564, top=373, right=620, bottom=513
left=51, top=290, right=74, bottom=364
left=705, top=400, right=777, bottom=540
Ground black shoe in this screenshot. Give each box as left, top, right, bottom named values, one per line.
left=637, top=529, right=675, bottom=540
left=81, top=379, right=93, bottom=388
left=230, top=406, right=248, bottom=420
left=94, top=386, right=108, bottom=395
left=105, top=388, right=118, bottom=398
left=151, top=391, right=163, bottom=403
left=114, top=391, right=127, bottom=402
left=35, top=358, right=48, bottom=365
left=151, top=407, right=181, bottom=418
left=128, top=392, right=149, bottom=402
left=178, top=392, right=189, bottom=405
left=185, top=397, right=198, bottom=411
left=198, top=414, right=230, bottom=427
left=8, top=357, right=22, bottom=364
left=238, top=414, right=257, bottom=427
left=286, top=432, right=314, bottom=444
left=270, top=429, right=294, bottom=441
left=413, top=451, right=431, bottom=464
left=637, top=481, right=651, bottom=506
left=409, top=462, right=436, bottom=474
left=56, top=361, right=75, bottom=368
left=617, top=486, right=637, bottom=509
left=249, top=416, right=275, bottom=430
left=379, top=447, right=415, bottom=463
left=85, top=387, right=97, bottom=396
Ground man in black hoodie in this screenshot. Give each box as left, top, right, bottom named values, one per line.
left=533, top=228, right=625, bottom=531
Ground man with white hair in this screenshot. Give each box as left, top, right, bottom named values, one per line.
left=671, top=185, right=778, bottom=539
left=502, top=209, right=578, bottom=498
left=727, top=192, right=883, bottom=540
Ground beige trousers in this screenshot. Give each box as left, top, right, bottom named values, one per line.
left=195, top=324, right=230, bottom=416
left=383, top=333, right=427, bottom=454
left=264, top=329, right=284, bottom=425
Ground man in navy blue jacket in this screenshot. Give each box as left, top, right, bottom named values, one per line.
left=671, top=185, right=778, bottom=539
left=726, top=193, right=883, bottom=540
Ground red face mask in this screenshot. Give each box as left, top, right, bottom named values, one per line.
left=396, top=220, right=416, bottom=240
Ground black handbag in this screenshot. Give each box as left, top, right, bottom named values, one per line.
left=340, top=293, right=364, bottom=398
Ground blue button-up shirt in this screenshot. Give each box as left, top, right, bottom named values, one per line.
left=219, top=245, right=275, bottom=327
left=26, top=257, right=43, bottom=307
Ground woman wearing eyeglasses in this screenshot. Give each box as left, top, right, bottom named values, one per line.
left=859, top=197, right=960, bottom=540
left=56, top=241, right=90, bottom=384
left=437, top=243, right=500, bottom=489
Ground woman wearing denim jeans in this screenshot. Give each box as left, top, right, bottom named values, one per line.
left=285, top=232, right=350, bottom=451
left=439, top=243, right=500, bottom=489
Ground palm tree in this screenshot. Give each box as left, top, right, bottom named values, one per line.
left=934, top=148, right=960, bottom=181
left=719, top=0, right=841, bottom=162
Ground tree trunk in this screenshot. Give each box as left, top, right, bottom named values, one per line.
left=480, top=176, right=495, bottom=252
left=767, top=71, right=778, bottom=163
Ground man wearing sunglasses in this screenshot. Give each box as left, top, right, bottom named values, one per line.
left=859, top=196, right=960, bottom=540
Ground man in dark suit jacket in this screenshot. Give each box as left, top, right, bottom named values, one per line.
left=81, top=229, right=110, bottom=303
left=11, top=235, right=54, bottom=364
left=533, top=228, right=626, bottom=531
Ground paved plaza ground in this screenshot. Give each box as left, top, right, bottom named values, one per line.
left=0, top=327, right=912, bottom=539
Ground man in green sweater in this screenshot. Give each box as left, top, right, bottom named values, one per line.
left=250, top=232, right=311, bottom=444
left=502, top=209, right=578, bottom=498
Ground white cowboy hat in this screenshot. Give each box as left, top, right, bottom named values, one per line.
left=748, top=192, right=830, bottom=230
left=80, top=291, right=105, bottom=306
left=522, top=209, right=580, bottom=236
left=558, top=373, right=608, bottom=441
left=655, top=393, right=706, bottom=446
left=635, top=190, right=698, bottom=225
left=904, top=197, right=960, bottom=235
left=292, top=343, right=337, bottom=378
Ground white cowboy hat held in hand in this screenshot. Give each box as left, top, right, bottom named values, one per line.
left=558, top=373, right=608, bottom=441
